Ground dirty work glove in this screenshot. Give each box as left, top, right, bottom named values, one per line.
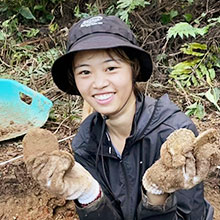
left=23, top=128, right=100, bottom=205
left=142, top=128, right=219, bottom=195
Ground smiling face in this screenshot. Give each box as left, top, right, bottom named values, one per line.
left=72, top=49, right=136, bottom=117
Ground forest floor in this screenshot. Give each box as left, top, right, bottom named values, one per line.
left=0, top=0, right=219, bottom=219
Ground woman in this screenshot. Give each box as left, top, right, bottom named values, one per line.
left=27, top=15, right=214, bottom=219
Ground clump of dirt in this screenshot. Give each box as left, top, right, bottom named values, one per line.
left=22, top=128, right=59, bottom=161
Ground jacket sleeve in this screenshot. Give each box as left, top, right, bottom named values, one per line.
left=75, top=192, right=122, bottom=220
left=73, top=149, right=123, bottom=220
left=137, top=191, right=178, bottom=220
left=137, top=184, right=211, bottom=220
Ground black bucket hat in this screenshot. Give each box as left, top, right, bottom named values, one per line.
left=51, top=15, right=153, bottom=95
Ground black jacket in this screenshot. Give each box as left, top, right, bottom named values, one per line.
left=72, top=94, right=213, bottom=220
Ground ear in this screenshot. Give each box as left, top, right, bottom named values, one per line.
left=81, top=100, right=94, bottom=122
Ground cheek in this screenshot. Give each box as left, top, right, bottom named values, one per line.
left=74, top=78, right=85, bottom=94
left=118, top=71, right=133, bottom=90
left=75, top=78, right=92, bottom=100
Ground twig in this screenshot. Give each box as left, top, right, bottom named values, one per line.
left=206, top=0, right=210, bottom=13
left=58, top=134, right=76, bottom=143
left=0, top=57, right=11, bottom=68
left=0, top=155, right=23, bottom=166
left=53, top=116, right=71, bottom=134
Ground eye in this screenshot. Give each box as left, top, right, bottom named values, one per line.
left=107, top=66, right=117, bottom=72
left=78, top=70, right=90, bottom=75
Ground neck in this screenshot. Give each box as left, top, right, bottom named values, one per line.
left=106, top=94, right=136, bottom=139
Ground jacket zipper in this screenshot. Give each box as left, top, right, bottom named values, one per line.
left=121, top=158, right=132, bottom=220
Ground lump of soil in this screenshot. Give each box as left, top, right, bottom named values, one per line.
left=22, top=128, right=59, bottom=162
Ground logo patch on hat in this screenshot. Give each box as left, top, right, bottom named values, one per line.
left=80, top=16, right=103, bottom=28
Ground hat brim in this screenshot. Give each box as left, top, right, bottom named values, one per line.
left=52, top=34, right=153, bottom=95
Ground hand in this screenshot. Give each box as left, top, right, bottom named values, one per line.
left=26, top=150, right=100, bottom=204
left=23, top=128, right=100, bottom=205
left=142, top=128, right=219, bottom=195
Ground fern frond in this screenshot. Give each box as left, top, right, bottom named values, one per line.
left=116, top=0, right=150, bottom=24
left=167, top=22, right=208, bottom=40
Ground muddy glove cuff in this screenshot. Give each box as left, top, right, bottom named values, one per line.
left=66, top=171, right=100, bottom=204
left=142, top=166, right=164, bottom=195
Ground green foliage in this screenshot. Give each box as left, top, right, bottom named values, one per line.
left=0, top=0, right=64, bottom=23
left=205, top=88, right=220, bottom=112
left=187, top=0, right=194, bottom=4
left=49, top=23, right=59, bottom=33
left=167, top=22, right=208, bottom=39
left=185, top=102, right=205, bottom=120
left=74, top=3, right=99, bottom=19
left=115, top=0, right=150, bottom=24
left=0, top=13, right=63, bottom=84
left=19, top=6, right=36, bottom=20
left=0, top=16, right=22, bottom=42
left=167, top=15, right=220, bottom=40
left=24, top=28, right=40, bottom=38
left=169, top=42, right=219, bottom=88
left=74, top=0, right=150, bottom=25
left=161, top=10, right=178, bottom=25
left=183, top=13, right=193, bottom=23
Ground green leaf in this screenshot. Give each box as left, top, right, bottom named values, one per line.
left=171, top=59, right=200, bottom=75
left=34, top=5, right=44, bottom=11
left=183, top=13, right=193, bottom=22
left=19, top=6, right=36, bottom=20
left=195, top=69, right=203, bottom=79
left=205, top=88, right=220, bottom=111
left=167, top=22, right=196, bottom=39
left=0, top=31, right=5, bottom=41
left=208, top=68, right=216, bottom=80
left=161, top=13, right=172, bottom=25
left=208, top=16, right=220, bottom=23
left=180, top=42, right=207, bottom=56
left=170, top=10, right=178, bottom=19
left=187, top=0, right=194, bottom=4
left=199, top=64, right=213, bottom=85
left=185, top=102, right=205, bottom=120
left=196, top=26, right=209, bottom=36
left=191, top=74, right=198, bottom=86
left=0, top=3, right=8, bottom=13
left=117, top=10, right=129, bottom=23
left=214, top=57, right=220, bottom=68
left=156, top=53, right=167, bottom=61
left=117, top=0, right=131, bottom=9
left=167, top=22, right=209, bottom=40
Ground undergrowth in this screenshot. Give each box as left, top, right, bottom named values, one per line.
left=0, top=0, right=219, bottom=121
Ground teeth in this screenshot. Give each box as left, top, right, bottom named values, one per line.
left=95, top=93, right=112, bottom=100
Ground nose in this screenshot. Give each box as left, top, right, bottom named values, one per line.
left=92, top=71, right=109, bottom=89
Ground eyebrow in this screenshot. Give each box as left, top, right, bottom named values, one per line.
left=104, top=58, right=122, bottom=64
left=74, top=58, right=121, bottom=69
left=74, top=64, right=89, bottom=70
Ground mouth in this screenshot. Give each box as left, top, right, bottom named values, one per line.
left=93, top=93, right=114, bottom=104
